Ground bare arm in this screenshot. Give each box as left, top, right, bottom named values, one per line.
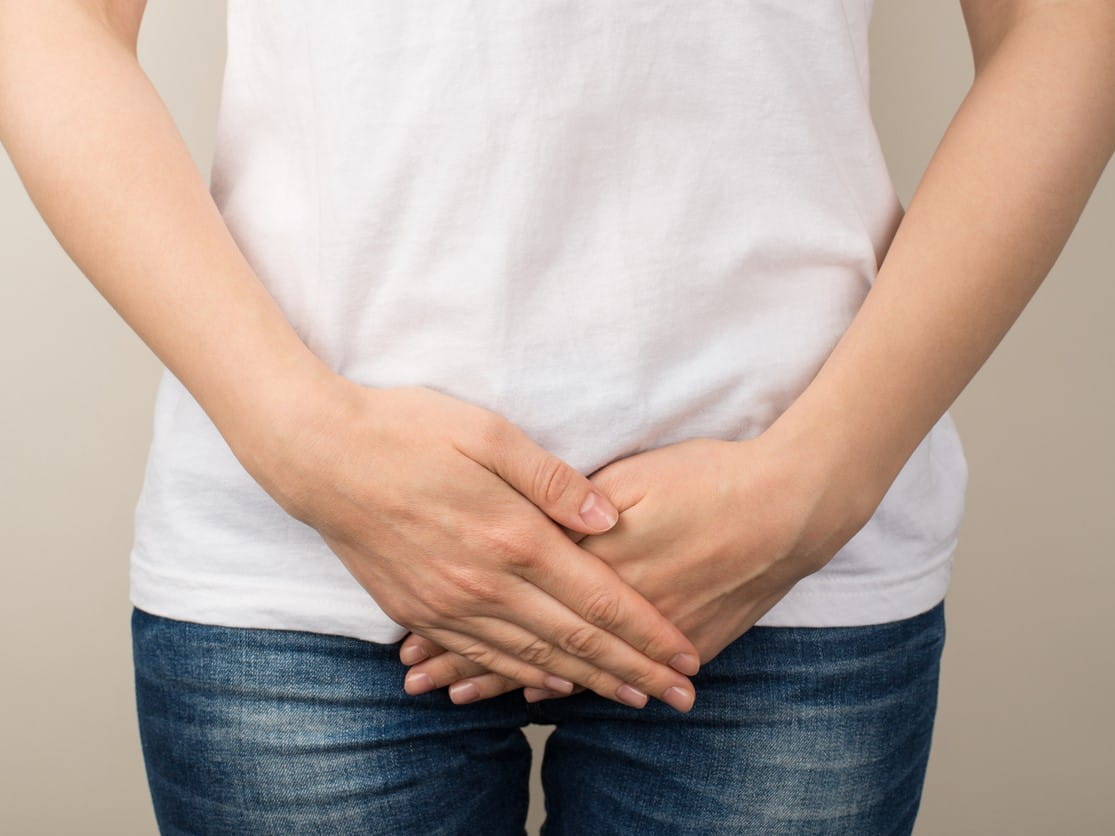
left=0, top=0, right=337, bottom=481
left=0, top=0, right=703, bottom=710
left=763, top=0, right=1115, bottom=515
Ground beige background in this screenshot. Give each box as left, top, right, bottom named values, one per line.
left=2, top=3, right=1112, bottom=834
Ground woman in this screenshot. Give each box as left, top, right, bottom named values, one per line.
left=2, top=1, right=1111, bottom=833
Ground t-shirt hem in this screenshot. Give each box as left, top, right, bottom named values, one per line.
left=129, top=539, right=956, bottom=644
left=129, top=560, right=410, bottom=646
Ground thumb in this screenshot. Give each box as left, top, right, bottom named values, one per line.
left=479, top=420, right=620, bottom=535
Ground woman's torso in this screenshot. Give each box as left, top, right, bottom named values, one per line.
left=129, top=0, right=967, bottom=642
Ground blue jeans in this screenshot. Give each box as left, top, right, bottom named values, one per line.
left=132, top=600, right=945, bottom=835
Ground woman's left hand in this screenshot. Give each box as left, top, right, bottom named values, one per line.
left=397, top=433, right=878, bottom=706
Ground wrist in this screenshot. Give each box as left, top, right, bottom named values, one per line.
left=756, top=399, right=893, bottom=536
left=221, top=352, right=363, bottom=519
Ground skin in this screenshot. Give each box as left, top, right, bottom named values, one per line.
left=398, top=0, right=1115, bottom=704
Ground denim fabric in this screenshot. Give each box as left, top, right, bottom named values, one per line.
left=132, top=600, right=945, bottom=835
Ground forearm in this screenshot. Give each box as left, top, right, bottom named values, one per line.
left=763, top=4, right=1115, bottom=522
left=0, top=3, right=338, bottom=479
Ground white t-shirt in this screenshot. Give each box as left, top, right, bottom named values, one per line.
left=129, top=0, right=967, bottom=643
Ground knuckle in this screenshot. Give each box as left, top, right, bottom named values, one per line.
left=533, top=455, right=574, bottom=507
left=483, top=525, right=539, bottom=571
left=447, top=655, right=478, bottom=680
left=420, top=593, right=457, bottom=620
left=442, top=564, right=502, bottom=605
left=581, top=590, right=623, bottom=632
left=579, top=666, right=612, bottom=694
left=558, top=624, right=606, bottom=660
left=622, top=667, right=661, bottom=694
left=471, top=408, right=511, bottom=456
left=515, top=637, right=555, bottom=667
left=456, top=641, right=497, bottom=669
left=382, top=600, right=424, bottom=630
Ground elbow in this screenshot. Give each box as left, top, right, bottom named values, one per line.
left=962, top=0, right=1115, bottom=78
left=0, top=1, right=148, bottom=59
left=82, top=0, right=148, bottom=55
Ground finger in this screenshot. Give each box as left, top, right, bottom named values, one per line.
left=525, top=684, right=587, bottom=702
left=520, top=526, right=703, bottom=678
left=404, top=648, right=520, bottom=692
left=398, top=632, right=446, bottom=665
left=404, top=646, right=574, bottom=699
left=410, top=618, right=623, bottom=704
left=421, top=613, right=694, bottom=712
left=524, top=687, right=563, bottom=703
left=472, top=580, right=699, bottom=712
left=446, top=672, right=527, bottom=704
left=461, top=417, right=621, bottom=536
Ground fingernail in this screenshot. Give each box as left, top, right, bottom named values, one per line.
left=616, top=683, right=648, bottom=708
left=404, top=672, right=434, bottom=695
left=400, top=645, right=429, bottom=665
left=662, top=685, right=695, bottom=713
left=669, top=652, right=700, bottom=676
left=449, top=681, right=481, bottom=704
left=524, top=688, right=557, bottom=703
left=579, top=492, right=619, bottom=531
left=543, top=675, right=575, bottom=694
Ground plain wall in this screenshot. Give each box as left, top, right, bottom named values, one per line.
left=1, top=3, right=1111, bottom=834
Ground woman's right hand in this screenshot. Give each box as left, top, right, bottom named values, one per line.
left=252, top=378, right=701, bottom=711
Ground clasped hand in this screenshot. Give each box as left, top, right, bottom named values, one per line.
left=398, top=433, right=874, bottom=706
left=270, top=383, right=706, bottom=714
